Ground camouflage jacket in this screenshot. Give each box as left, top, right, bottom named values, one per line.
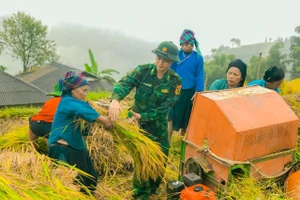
left=111, top=64, right=182, bottom=122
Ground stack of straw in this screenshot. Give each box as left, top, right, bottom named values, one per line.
left=85, top=129, right=133, bottom=177
left=84, top=100, right=167, bottom=182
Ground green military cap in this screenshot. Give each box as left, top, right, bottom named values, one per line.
left=47, top=82, right=62, bottom=97
left=152, top=41, right=180, bottom=62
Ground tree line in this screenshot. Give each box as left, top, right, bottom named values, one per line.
left=0, top=11, right=118, bottom=83
left=204, top=26, right=300, bottom=90
left=0, top=12, right=299, bottom=88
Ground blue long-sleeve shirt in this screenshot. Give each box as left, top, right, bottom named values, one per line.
left=248, top=79, right=280, bottom=93
left=48, top=94, right=100, bottom=150
left=210, top=79, right=229, bottom=90
left=171, top=50, right=204, bottom=91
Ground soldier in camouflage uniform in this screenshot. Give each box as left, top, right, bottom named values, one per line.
left=109, top=41, right=182, bottom=199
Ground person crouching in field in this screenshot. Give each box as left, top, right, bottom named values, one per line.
left=248, top=66, right=285, bottom=93
left=28, top=82, right=62, bottom=152
left=48, top=70, right=112, bottom=193
left=210, top=59, right=247, bottom=91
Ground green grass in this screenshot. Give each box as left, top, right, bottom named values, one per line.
left=86, top=90, right=111, bottom=101
left=219, top=177, right=290, bottom=200
left=0, top=90, right=111, bottom=118
left=0, top=107, right=40, bottom=118
left=293, top=130, right=300, bottom=162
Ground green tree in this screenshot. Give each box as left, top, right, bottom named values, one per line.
left=247, top=55, right=268, bottom=82
left=210, top=48, right=217, bottom=57
left=85, top=48, right=119, bottom=83
left=235, top=38, right=241, bottom=47
left=84, top=49, right=98, bottom=76
left=295, top=26, right=300, bottom=34
left=266, top=42, right=287, bottom=71
left=289, top=26, right=300, bottom=79
left=99, top=69, right=120, bottom=83
left=0, top=65, right=7, bottom=71
left=247, top=42, right=288, bottom=82
left=230, top=38, right=236, bottom=48
left=0, top=41, right=3, bottom=54
left=0, top=11, right=59, bottom=72
left=230, top=38, right=241, bottom=48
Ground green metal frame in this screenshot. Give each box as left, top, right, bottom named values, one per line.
left=178, top=139, right=186, bottom=181
left=179, top=138, right=296, bottom=189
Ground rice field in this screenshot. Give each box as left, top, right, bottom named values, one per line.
left=0, top=93, right=299, bottom=199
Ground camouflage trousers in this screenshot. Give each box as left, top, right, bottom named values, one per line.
left=133, top=120, right=169, bottom=200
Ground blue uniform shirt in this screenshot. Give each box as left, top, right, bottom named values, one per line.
left=248, top=80, right=280, bottom=93
left=48, top=94, right=100, bottom=150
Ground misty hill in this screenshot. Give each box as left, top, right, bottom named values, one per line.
left=0, top=19, right=293, bottom=79
left=0, top=22, right=157, bottom=79
left=212, top=39, right=291, bottom=63
left=48, top=23, right=156, bottom=80
left=0, top=16, right=24, bottom=75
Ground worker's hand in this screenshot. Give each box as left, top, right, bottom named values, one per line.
left=129, top=110, right=141, bottom=120
left=98, top=116, right=113, bottom=129
left=109, top=99, right=122, bottom=121
left=191, top=92, right=197, bottom=102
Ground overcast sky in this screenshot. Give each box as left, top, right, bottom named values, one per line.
left=0, top=0, right=299, bottom=55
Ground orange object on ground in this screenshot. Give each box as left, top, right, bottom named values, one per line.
left=187, top=86, right=298, bottom=161
left=31, top=97, right=61, bottom=122
left=182, top=86, right=299, bottom=190
left=285, top=170, right=300, bottom=200
left=180, top=184, right=216, bottom=200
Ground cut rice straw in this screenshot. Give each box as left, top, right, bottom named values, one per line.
left=84, top=100, right=167, bottom=182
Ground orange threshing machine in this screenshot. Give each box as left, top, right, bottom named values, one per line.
left=180, top=86, right=299, bottom=191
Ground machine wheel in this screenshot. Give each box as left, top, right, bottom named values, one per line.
left=185, top=157, right=204, bottom=179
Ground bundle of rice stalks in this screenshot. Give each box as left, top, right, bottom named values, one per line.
left=0, top=150, right=129, bottom=200
left=0, top=107, right=40, bottom=119
left=0, top=126, right=48, bottom=153
left=85, top=100, right=167, bottom=182
left=0, top=151, right=94, bottom=200
left=282, top=94, right=300, bottom=162
left=0, top=118, right=28, bottom=135
left=86, top=129, right=133, bottom=177
left=96, top=172, right=134, bottom=200
left=90, top=93, right=134, bottom=110
left=283, top=94, right=300, bottom=118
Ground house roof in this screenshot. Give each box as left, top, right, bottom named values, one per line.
left=0, top=70, right=49, bottom=107
left=17, top=62, right=113, bottom=93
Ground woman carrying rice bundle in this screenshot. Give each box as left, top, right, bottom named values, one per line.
left=48, top=70, right=112, bottom=193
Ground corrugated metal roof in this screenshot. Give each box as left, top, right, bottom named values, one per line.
left=17, top=62, right=113, bottom=92
left=17, top=65, right=57, bottom=83
left=0, top=70, right=49, bottom=107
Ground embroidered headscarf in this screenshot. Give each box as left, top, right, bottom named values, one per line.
left=59, top=70, right=89, bottom=95
left=179, top=29, right=202, bottom=55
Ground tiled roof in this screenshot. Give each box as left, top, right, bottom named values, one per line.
left=0, top=70, right=49, bottom=107
left=17, top=62, right=113, bottom=92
